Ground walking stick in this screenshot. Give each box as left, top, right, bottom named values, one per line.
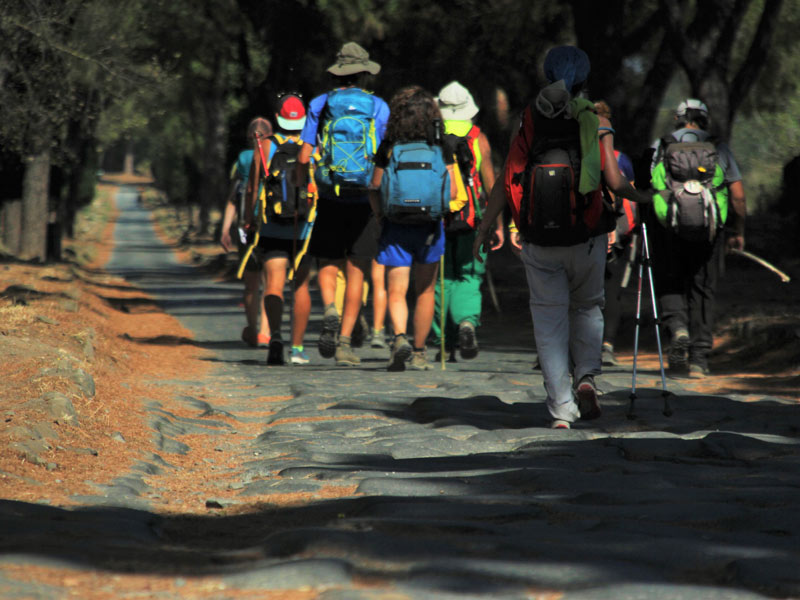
left=628, top=222, right=672, bottom=419
left=729, top=248, right=791, bottom=283
left=440, top=244, right=446, bottom=371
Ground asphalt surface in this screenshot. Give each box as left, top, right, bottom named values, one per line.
left=1, top=185, right=799, bottom=599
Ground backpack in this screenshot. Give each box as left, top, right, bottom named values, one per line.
left=444, top=125, right=483, bottom=232
left=260, top=135, right=311, bottom=224
left=651, top=135, right=728, bottom=243
left=316, top=88, right=377, bottom=195
left=380, top=141, right=450, bottom=224
left=514, top=110, right=613, bottom=246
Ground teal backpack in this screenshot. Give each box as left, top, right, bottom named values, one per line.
left=316, top=88, right=377, bottom=195
left=381, top=141, right=450, bottom=223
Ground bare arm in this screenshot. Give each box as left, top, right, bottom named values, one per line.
left=368, top=167, right=384, bottom=222
left=726, top=180, right=746, bottom=251
left=472, top=167, right=509, bottom=262
left=294, top=142, right=313, bottom=186
left=598, top=116, right=651, bottom=204
left=220, top=179, right=239, bottom=251
left=478, top=133, right=504, bottom=250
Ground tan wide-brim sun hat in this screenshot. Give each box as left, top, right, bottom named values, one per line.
left=436, top=81, right=479, bottom=121
left=327, top=42, right=381, bottom=76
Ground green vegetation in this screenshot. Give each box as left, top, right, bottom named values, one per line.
left=2, top=0, right=798, bottom=260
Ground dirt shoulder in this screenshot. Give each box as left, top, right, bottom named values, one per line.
left=0, top=181, right=211, bottom=506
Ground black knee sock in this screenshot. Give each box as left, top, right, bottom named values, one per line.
left=264, top=294, right=283, bottom=340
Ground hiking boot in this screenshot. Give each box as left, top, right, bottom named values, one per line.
left=351, top=313, right=368, bottom=348
left=370, top=328, right=388, bottom=349
left=408, top=349, right=433, bottom=371
left=318, top=303, right=339, bottom=359
left=668, top=328, right=690, bottom=373
left=551, top=419, right=571, bottom=430
left=688, top=360, right=710, bottom=379
left=434, top=348, right=457, bottom=363
left=290, top=347, right=310, bottom=365
left=387, top=334, right=412, bottom=372
left=335, top=337, right=360, bottom=367
left=602, top=342, right=619, bottom=366
left=266, top=338, right=285, bottom=366
left=575, top=375, right=601, bottom=420
left=458, top=321, right=478, bottom=360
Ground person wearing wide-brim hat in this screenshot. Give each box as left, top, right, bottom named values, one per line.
left=294, top=42, right=390, bottom=368
left=430, top=81, right=504, bottom=364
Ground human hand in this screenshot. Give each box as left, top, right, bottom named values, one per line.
left=607, top=230, right=616, bottom=253
left=473, top=227, right=490, bottom=263
left=491, top=225, right=505, bottom=251
left=726, top=233, right=745, bottom=253
left=510, top=231, right=522, bottom=256
left=220, top=230, right=233, bottom=252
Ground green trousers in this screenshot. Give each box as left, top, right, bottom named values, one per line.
left=431, top=229, right=486, bottom=348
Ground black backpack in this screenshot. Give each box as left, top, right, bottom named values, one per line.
left=444, top=128, right=482, bottom=232
left=517, top=112, right=614, bottom=246
left=263, top=134, right=310, bottom=224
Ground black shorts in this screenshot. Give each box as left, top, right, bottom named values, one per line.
left=308, top=198, right=379, bottom=260
left=252, top=236, right=304, bottom=262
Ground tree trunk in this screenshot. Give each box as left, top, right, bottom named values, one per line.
left=1, top=199, right=22, bottom=256
left=19, top=149, right=51, bottom=262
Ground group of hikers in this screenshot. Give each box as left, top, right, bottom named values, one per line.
left=219, top=42, right=746, bottom=429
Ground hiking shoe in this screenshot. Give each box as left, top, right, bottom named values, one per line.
left=266, top=339, right=285, bottom=365
left=256, top=333, right=271, bottom=347
left=668, top=328, right=690, bottom=373
left=458, top=321, right=478, bottom=360
left=602, top=342, right=619, bottom=366
left=318, top=303, right=339, bottom=359
left=370, top=328, right=388, bottom=349
left=689, top=362, right=710, bottom=379
left=388, top=334, right=412, bottom=372
left=408, top=349, right=433, bottom=371
left=434, top=348, right=457, bottom=363
left=551, top=419, right=571, bottom=430
left=575, top=375, right=601, bottom=420
left=351, top=314, right=368, bottom=348
left=241, top=326, right=258, bottom=348
left=290, top=347, right=310, bottom=365
left=335, top=340, right=360, bottom=367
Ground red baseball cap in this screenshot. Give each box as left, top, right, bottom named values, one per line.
left=276, top=95, right=306, bottom=131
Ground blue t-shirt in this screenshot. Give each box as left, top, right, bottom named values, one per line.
left=300, top=88, right=390, bottom=202
left=232, top=149, right=254, bottom=185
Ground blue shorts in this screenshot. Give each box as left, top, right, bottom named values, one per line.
left=376, top=220, right=445, bottom=267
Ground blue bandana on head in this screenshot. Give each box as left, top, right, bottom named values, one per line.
left=544, top=46, right=590, bottom=91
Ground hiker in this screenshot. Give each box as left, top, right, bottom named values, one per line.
left=369, top=85, right=468, bottom=371
left=294, top=42, right=390, bottom=367
left=646, top=98, right=746, bottom=378
left=220, top=117, right=272, bottom=349
left=594, top=100, right=638, bottom=367
left=244, top=94, right=315, bottom=366
left=431, top=81, right=504, bottom=361
left=473, top=45, right=652, bottom=429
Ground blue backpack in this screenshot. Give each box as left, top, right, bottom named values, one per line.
left=316, top=88, right=377, bottom=195
left=381, top=141, right=450, bottom=223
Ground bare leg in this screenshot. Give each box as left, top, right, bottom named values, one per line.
left=340, top=257, right=368, bottom=338
left=386, top=265, right=411, bottom=335
left=292, top=262, right=311, bottom=347
left=371, top=259, right=387, bottom=333
left=412, top=261, right=439, bottom=349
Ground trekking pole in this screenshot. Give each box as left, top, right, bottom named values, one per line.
left=628, top=222, right=672, bottom=419
left=440, top=245, right=446, bottom=371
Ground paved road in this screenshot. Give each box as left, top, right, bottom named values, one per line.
left=2, top=186, right=799, bottom=599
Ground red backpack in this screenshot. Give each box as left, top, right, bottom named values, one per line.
left=505, top=105, right=612, bottom=246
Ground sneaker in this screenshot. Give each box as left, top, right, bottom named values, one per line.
left=668, top=328, right=690, bottom=373
left=370, top=328, right=388, bottom=349
left=335, top=339, right=360, bottom=367
left=408, top=349, right=433, bottom=370
left=602, top=342, right=619, bottom=366
left=256, top=333, right=271, bottom=347
left=318, top=303, right=339, bottom=359
left=551, top=419, right=571, bottom=429
left=458, top=321, right=478, bottom=360
left=575, top=375, right=601, bottom=420
left=688, top=362, right=709, bottom=379
left=290, top=347, right=310, bottom=365
left=388, top=334, right=412, bottom=372
left=351, top=313, right=368, bottom=348
left=266, top=339, right=285, bottom=365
